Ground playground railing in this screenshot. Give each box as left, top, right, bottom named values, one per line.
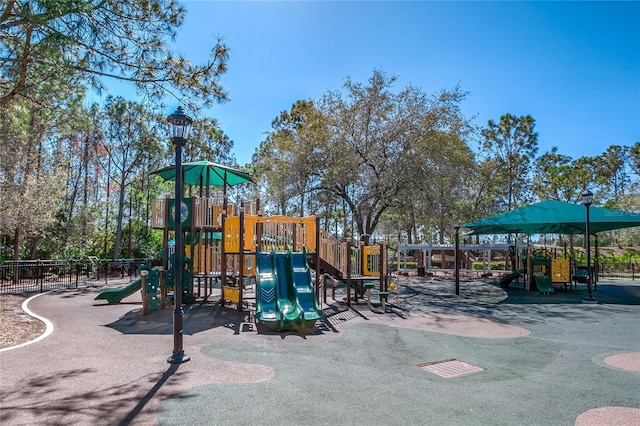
left=192, top=197, right=228, bottom=228
left=151, top=198, right=166, bottom=229
left=0, top=258, right=156, bottom=295
left=318, top=230, right=362, bottom=277
left=0, top=260, right=86, bottom=294
left=257, top=218, right=313, bottom=252
left=152, top=197, right=260, bottom=230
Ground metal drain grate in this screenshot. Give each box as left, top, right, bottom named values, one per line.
left=419, top=359, right=484, bottom=378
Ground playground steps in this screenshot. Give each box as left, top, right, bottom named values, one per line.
left=362, top=282, right=392, bottom=311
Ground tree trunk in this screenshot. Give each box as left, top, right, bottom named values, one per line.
left=13, top=227, right=20, bottom=261
left=104, top=160, right=111, bottom=255
left=63, top=182, right=78, bottom=253
left=82, top=138, right=90, bottom=236
left=30, top=236, right=39, bottom=259
left=405, top=227, right=413, bottom=244
left=112, top=184, right=126, bottom=259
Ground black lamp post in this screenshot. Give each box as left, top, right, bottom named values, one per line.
left=167, top=106, right=192, bottom=364
left=581, top=189, right=597, bottom=304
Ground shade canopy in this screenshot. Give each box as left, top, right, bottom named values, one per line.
left=462, top=200, right=640, bottom=235
left=150, top=161, right=254, bottom=187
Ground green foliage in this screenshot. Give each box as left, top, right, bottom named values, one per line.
left=481, top=113, right=539, bottom=211
left=533, top=147, right=582, bottom=202
left=472, top=261, right=505, bottom=270
left=252, top=100, right=325, bottom=216
left=256, top=70, right=473, bottom=241
left=0, top=0, right=230, bottom=110
left=0, top=95, right=227, bottom=260
left=120, top=224, right=163, bottom=259
left=596, top=145, right=630, bottom=202
left=390, top=261, right=417, bottom=270
left=2, top=1, right=640, bottom=261
left=184, top=118, right=236, bottom=165
left=95, top=97, right=166, bottom=259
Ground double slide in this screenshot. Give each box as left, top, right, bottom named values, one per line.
left=255, top=249, right=322, bottom=331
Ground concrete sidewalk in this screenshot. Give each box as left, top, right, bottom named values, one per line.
left=0, top=278, right=638, bottom=425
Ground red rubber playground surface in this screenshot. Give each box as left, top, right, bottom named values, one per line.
left=1, top=277, right=639, bottom=425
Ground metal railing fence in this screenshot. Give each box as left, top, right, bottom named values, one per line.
left=0, top=258, right=157, bottom=294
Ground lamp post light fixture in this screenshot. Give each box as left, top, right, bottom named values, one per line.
left=581, top=189, right=597, bottom=304
left=167, top=106, right=193, bottom=364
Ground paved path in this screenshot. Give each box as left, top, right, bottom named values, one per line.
left=0, top=278, right=638, bottom=425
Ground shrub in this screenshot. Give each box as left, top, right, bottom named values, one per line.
left=390, top=261, right=417, bottom=269
left=472, top=261, right=505, bottom=270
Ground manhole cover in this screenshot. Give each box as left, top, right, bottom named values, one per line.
left=419, top=359, right=484, bottom=378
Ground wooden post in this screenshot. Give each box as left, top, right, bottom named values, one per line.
left=141, top=270, right=148, bottom=315
left=158, top=267, right=166, bottom=308
left=346, top=239, right=352, bottom=307
left=163, top=196, right=170, bottom=273
left=220, top=193, right=228, bottom=307
left=323, top=274, right=328, bottom=305
left=379, top=242, right=386, bottom=291
left=315, top=216, right=321, bottom=301
left=238, top=206, right=245, bottom=312
left=354, top=241, right=362, bottom=303
left=257, top=210, right=263, bottom=252
left=359, top=239, right=365, bottom=276
left=331, top=275, right=335, bottom=302
left=396, top=238, right=401, bottom=275
left=292, top=222, right=297, bottom=251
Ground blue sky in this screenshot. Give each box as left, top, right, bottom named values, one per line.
left=121, top=1, right=640, bottom=166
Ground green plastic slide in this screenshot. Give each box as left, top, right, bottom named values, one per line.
left=254, top=250, right=322, bottom=331
left=95, top=277, right=142, bottom=304
left=274, top=251, right=304, bottom=328
left=289, top=248, right=322, bottom=326
left=534, top=275, right=555, bottom=294
left=498, top=269, right=526, bottom=288
left=255, top=251, right=280, bottom=328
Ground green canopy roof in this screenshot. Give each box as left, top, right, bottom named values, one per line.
left=150, top=161, right=254, bottom=187
left=462, top=200, right=640, bottom=235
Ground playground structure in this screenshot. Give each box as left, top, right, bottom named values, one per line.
left=498, top=246, right=573, bottom=294
left=399, top=241, right=575, bottom=295
left=398, top=242, right=515, bottom=276
left=96, top=194, right=390, bottom=331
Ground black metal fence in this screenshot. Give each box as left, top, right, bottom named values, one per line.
left=597, top=261, right=640, bottom=280
left=0, top=258, right=156, bottom=294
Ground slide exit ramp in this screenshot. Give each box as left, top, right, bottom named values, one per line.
left=95, top=277, right=142, bottom=304
left=274, top=251, right=304, bottom=329
left=255, top=251, right=280, bottom=329
left=289, top=248, right=322, bottom=328
left=498, top=269, right=526, bottom=288
left=254, top=250, right=322, bottom=331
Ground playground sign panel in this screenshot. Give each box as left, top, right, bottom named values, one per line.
left=167, top=198, right=191, bottom=227
left=551, top=258, right=570, bottom=283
